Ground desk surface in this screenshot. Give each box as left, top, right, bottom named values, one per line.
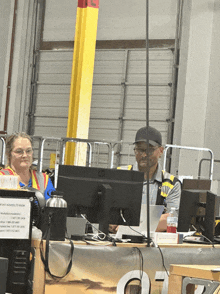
left=32, top=238, right=220, bottom=248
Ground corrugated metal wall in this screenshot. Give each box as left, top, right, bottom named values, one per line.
left=31, top=48, right=174, bottom=169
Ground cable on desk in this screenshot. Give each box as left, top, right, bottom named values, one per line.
left=80, top=214, right=107, bottom=241
left=156, top=244, right=169, bottom=277
left=121, top=210, right=169, bottom=291
left=133, top=247, right=144, bottom=293
left=120, top=209, right=154, bottom=245
left=201, top=235, right=215, bottom=247
left=120, top=209, right=127, bottom=223
left=183, top=225, right=216, bottom=248
left=82, top=239, right=114, bottom=246
left=40, top=214, right=74, bottom=280
left=79, top=214, right=128, bottom=245
left=192, top=225, right=216, bottom=248
left=183, top=233, right=216, bottom=248
left=121, top=209, right=170, bottom=280
left=80, top=214, right=121, bottom=245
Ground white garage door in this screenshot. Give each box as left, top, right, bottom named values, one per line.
left=31, top=47, right=174, bottom=168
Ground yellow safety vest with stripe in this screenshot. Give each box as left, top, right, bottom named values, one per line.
left=0, top=167, right=49, bottom=195
left=117, top=165, right=179, bottom=205
left=156, top=170, right=179, bottom=205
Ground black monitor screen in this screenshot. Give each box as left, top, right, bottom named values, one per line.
left=57, top=165, right=144, bottom=235
left=0, top=189, right=34, bottom=294
left=177, top=189, right=217, bottom=241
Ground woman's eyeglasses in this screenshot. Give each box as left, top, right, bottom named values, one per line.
left=13, top=148, right=33, bottom=156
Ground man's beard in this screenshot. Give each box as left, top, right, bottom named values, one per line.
left=138, top=157, right=157, bottom=172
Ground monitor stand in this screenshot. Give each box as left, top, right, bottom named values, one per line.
left=97, top=184, right=113, bottom=239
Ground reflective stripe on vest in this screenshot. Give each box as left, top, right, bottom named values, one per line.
left=117, top=165, right=133, bottom=170
left=0, top=167, right=16, bottom=176
left=32, top=170, right=49, bottom=195
left=160, top=170, right=177, bottom=198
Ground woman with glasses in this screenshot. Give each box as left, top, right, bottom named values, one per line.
left=0, top=132, right=55, bottom=200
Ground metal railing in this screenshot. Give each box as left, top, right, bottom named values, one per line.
left=0, top=137, right=6, bottom=166
left=31, top=136, right=62, bottom=173
left=163, top=144, right=214, bottom=181
left=198, top=158, right=220, bottom=180
left=59, top=137, right=121, bottom=169
left=0, top=135, right=122, bottom=171
left=1, top=135, right=218, bottom=184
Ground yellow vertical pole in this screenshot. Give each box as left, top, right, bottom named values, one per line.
left=65, top=0, right=99, bottom=165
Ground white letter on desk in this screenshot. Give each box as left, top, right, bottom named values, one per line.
left=117, top=270, right=150, bottom=294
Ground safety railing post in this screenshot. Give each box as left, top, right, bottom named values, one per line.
left=0, top=137, right=6, bottom=166
left=163, top=144, right=214, bottom=181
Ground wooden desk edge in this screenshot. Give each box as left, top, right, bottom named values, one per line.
left=169, top=264, right=220, bottom=282
left=31, top=238, right=220, bottom=248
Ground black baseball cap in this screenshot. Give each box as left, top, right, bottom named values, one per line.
left=134, top=126, right=162, bottom=146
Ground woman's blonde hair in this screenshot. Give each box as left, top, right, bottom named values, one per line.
left=6, top=132, right=32, bottom=165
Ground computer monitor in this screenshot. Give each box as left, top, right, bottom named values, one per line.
left=177, top=189, right=217, bottom=241
left=182, top=179, right=211, bottom=190
left=0, top=189, right=35, bottom=294
left=57, top=165, right=144, bottom=236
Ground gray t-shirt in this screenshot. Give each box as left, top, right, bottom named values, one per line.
left=133, top=162, right=181, bottom=213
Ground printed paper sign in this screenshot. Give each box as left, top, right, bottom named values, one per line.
left=0, top=175, right=19, bottom=189
left=0, top=198, right=31, bottom=239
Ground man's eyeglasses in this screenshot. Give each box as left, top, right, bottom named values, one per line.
left=13, top=148, right=33, bottom=156
left=134, top=146, right=159, bottom=155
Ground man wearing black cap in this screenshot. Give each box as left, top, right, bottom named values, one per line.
left=132, top=126, right=181, bottom=231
